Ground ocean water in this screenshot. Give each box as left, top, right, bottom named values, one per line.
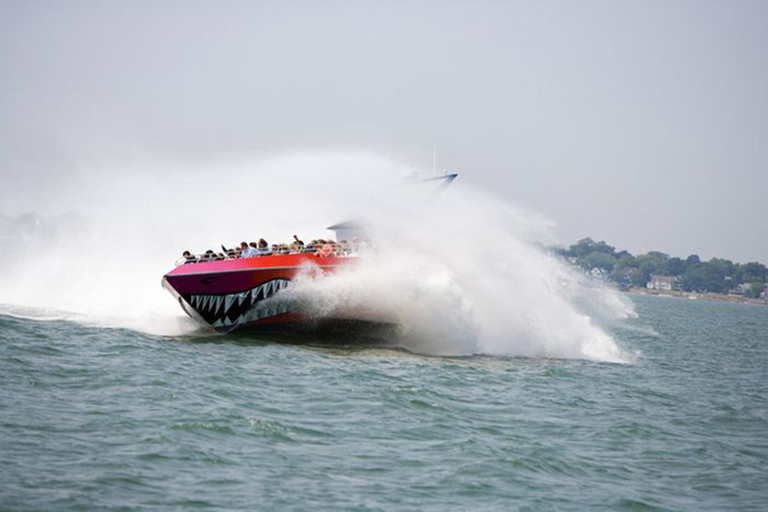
left=1, top=294, right=766, bottom=511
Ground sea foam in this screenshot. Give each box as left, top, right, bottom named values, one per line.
left=0, top=151, right=635, bottom=361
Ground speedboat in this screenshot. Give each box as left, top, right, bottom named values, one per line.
left=162, top=173, right=458, bottom=334
left=162, top=250, right=355, bottom=333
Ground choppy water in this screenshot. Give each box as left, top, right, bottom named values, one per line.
left=1, top=295, right=766, bottom=510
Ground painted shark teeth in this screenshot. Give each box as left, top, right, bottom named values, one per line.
left=186, top=279, right=291, bottom=329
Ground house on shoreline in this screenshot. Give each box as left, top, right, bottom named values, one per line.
left=647, top=274, right=676, bottom=291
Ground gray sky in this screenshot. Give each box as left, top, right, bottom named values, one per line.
left=1, top=0, right=766, bottom=262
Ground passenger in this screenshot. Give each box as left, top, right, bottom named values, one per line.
left=289, top=242, right=301, bottom=254
left=182, top=250, right=197, bottom=264
left=317, top=242, right=334, bottom=258
left=293, top=235, right=305, bottom=249
left=271, top=243, right=280, bottom=254
left=203, top=250, right=216, bottom=261
left=258, top=238, right=272, bottom=256
left=279, top=243, right=290, bottom=254
left=216, top=252, right=226, bottom=261
left=241, top=241, right=259, bottom=258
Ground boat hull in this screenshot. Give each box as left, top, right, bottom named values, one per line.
left=163, top=253, right=355, bottom=332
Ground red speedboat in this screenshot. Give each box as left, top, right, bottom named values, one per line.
left=162, top=252, right=355, bottom=333
left=163, top=174, right=458, bottom=334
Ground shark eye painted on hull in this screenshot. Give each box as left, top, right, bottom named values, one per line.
left=183, top=279, right=291, bottom=328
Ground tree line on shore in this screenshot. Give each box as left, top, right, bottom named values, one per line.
left=555, top=238, right=768, bottom=297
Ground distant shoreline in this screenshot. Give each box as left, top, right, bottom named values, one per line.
left=623, top=287, right=768, bottom=307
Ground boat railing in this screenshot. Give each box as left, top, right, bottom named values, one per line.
left=174, top=246, right=365, bottom=266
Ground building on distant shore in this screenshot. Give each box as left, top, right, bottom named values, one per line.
left=617, top=267, right=636, bottom=287
left=647, top=274, right=676, bottom=291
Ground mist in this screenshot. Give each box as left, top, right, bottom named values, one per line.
left=0, top=152, right=636, bottom=362
left=1, top=0, right=767, bottom=261
left=0, top=1, right=763, bottom=356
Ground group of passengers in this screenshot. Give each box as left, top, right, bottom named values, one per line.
left=181, top=236, right=363, bottom=264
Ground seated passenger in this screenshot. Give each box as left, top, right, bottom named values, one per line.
left=258, top=238, right=272, bottom=256
left=240, top=241, right=259, bottom=258
left=317, top=242, right=334, bottom=258
left=182, top=250, right=197, bottom=264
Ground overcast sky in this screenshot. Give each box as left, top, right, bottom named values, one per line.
left=1, top=0, right=766, bottom=262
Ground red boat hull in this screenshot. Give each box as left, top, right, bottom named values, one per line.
left=162, top=253, right=354, bottom=332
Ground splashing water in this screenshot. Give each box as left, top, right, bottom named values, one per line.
left=0, top=151, right=635, bottom=361
left=287, top=179, right=635, bottom=362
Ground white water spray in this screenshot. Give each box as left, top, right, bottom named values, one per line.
left=287, top=178, right=635, bottom=362
left=0, top=152, right=635, bottom=361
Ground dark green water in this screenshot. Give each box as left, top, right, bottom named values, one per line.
left=1, top=295, right=766, bottom=510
